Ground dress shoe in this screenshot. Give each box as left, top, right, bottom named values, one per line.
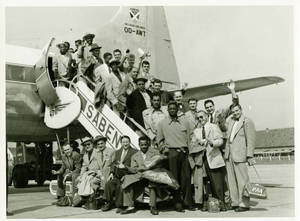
left=150, top=207, right=159, bottom=215
left=175, top=205, right=185, bottom=213
left=201, top=201, right=208, bottom=212
left=185, top=206, right=196, bottom=211
left=116, top=208, right=123, bottom=213
left=120, top=207, right=136, bottom=215
left=228, top=206, right=239, bottom=210
left=219, top=202, right=227, bottom=212
left=234, top=207, right=250, bottom=212
left=101, top=203, right=112, bottom=212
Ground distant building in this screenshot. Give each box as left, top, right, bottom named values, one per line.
left=254, top=127, right=294, bottom=160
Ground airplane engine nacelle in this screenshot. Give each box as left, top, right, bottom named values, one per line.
left=44, top=86, right=81, bottom=129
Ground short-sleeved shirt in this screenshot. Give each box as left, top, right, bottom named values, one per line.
left=143, top=106, right=168, bottom=138
left=53, top=53, right=70, bottom=77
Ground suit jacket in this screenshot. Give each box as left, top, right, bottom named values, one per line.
left=108, top=147, right=138, bottom=178
left=185, top=110, right=198, bottom=129
left=58, top=151, right=82, bottom=176
left=130, top=148, right=161, bottom=171
left=118, top=75, right=135, bottom=106
left=106, top=71, right=126, bottom=105
left=210, top=96, right=239, bottom=133
left=159, top=90, right=173, bottom=106
left=189, top=123, right=224, bottom=169
left=224, top=114, right=256, bottom=163
left=126, top=89, right=152, bottom=128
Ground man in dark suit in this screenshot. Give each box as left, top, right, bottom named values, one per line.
left=126, top=77, right=152, bottom=128
left=101, top=136, right=137, bottom=213
left=52, top=143, right=82, bottom=200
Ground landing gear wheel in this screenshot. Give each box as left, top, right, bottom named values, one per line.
left=12, top=167, right=28, bottom=188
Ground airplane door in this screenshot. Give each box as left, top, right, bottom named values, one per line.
left=33, top=38, right=58, bottom=106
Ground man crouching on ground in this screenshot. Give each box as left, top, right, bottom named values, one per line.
left=52, top=143, right=82, bottom=203
left=121, top=136, right=167, bottom=215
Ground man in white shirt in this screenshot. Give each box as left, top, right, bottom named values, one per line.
left=143, top=93, right=168, bottom=141
left=53, top=42, right=71, bottom=80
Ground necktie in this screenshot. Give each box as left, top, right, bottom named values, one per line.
left=120, top=149, right=127, bottom=163
left=100, top=151, right=104, bottom=162
left=210, top=114, right=213, bottom=123
left=202, top=126, right=206, bottom=139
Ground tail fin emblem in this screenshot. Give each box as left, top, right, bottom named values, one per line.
left=129, top=8, right=140, bottom=21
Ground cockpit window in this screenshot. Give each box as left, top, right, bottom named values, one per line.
left=6, top=64, right=35, bottom=83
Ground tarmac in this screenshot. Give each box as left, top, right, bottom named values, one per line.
left=7, top=163, right=295, bottom=218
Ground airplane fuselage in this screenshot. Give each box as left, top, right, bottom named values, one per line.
left=6, top=64, right=87, bottom=142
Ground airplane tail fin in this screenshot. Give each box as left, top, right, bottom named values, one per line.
left=95, top=6, right=180, bottom=90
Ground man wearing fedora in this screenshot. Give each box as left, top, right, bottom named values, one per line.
left=53, top=42, right=72, bottom=81
left=126, top=77, right=152, bottom=128
left=93, top=135, right=114, bottom=189
left=51, top=143, right=82, bottom=201
left=77, top=136, right=106, bottom=196
left=77, top=32, right=97, bottom=76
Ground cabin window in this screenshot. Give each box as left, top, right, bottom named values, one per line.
left=6, top=64, right=35, bottom=83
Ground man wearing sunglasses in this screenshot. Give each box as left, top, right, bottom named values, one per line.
left=189, top=110, right=226, bottom=211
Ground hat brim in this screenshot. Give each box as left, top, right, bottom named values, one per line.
left=83, top=34, right=95, bottom=39
left=82, top=139, right=93, bottom=145
left=134, top=78, right=148, bottom=83
left=89, top=46, right=102, bottom=52
left=56, top=43, right=66, bottom=48
left=93, top=137, right=107, bottom=143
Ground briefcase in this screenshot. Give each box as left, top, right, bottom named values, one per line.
left=243, top=165, right=267, bottom=199
left=243, top=183, right=267, bottom=199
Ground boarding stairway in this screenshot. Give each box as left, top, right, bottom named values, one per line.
left=33, top=38, right=143, bottom=150
left=44, top=79, right=142, bottom=150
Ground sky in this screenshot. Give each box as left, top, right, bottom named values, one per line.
left=5, top=6, right=293, bottom=130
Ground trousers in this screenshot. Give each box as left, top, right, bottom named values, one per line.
left=225, top=157, right=250, bottom=208
left=203, top=154, right=225, bottom=203
left=103, top=177, right=123, bottom=208
left=123, top=179, right=157, bottom=207
left=168, top=148, right=193, bottom=207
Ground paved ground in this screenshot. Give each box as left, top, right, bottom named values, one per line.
left=7, top=163, right=295, bottom=218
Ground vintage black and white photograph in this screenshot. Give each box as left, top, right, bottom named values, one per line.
left=4, top=3, right=295, bottom=219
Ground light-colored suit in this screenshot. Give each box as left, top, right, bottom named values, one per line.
left=80, top=147, right=113, bottom=190
left=189, top=123, right=224, bottom=169
left=224, top=114, right=256, bottom=208
left=106, top=71, right=125, bottom=106
left=189, top=123, right=224, bottom=204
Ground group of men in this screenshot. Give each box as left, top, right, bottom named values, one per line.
left=53, top=76, right=257, bottom=214
left=52, top=32, right=157, bottom=120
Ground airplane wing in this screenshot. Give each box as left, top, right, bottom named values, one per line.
left=175, top=76, right=284, bottom=101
